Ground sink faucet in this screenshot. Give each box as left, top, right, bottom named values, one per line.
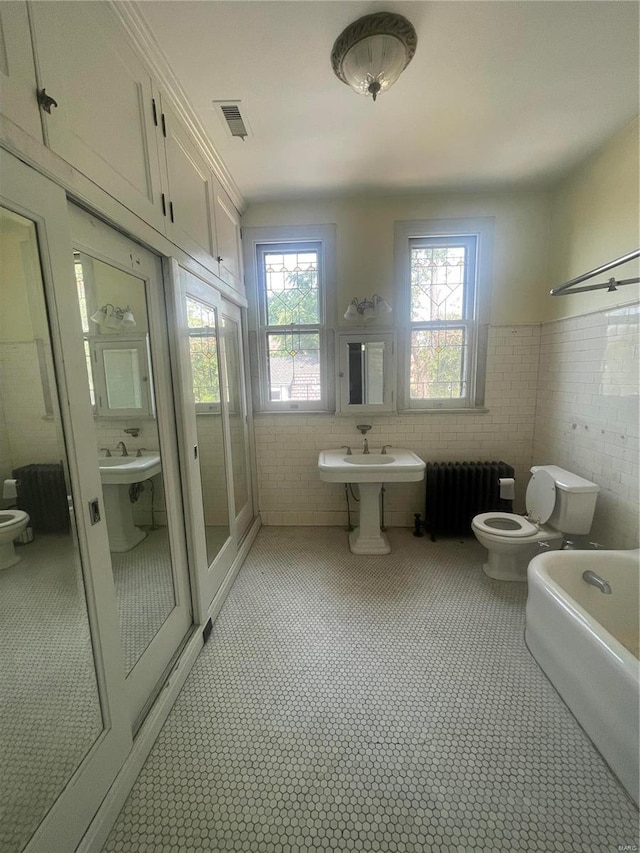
left=363, top=438, right=369, bottom=454
left=381, top=445, right=392, bottom=455
left=582, top=570, right=612, bottom=594
left=116, top=441, right=129, bottom=457
left=99, top=447, right=112, bottom=457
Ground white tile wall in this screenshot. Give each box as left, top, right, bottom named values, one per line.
left=255, top=326, right=541, bottom=528
left=533, top=304, right=639, bottom=549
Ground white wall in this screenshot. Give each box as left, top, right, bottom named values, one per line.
left=244, top=125, right=640, bottom=547
left=243, top=190, right=553, bottom=326
left=534, top=118, right=640, bottom=548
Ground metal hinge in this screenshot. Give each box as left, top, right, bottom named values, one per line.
left=152, top=98, right=158, bottom=126
left=161, top=113, right=167, bottom=137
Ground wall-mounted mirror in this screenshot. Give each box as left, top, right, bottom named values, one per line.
left=337, top=332, right=395, bottom=413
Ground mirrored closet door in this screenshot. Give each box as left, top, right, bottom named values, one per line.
left=220, top=300, right=253, bottom=542
left=0, top=150, right=130, bottom=853
left=173, top=266, right=235, bottom=609
left=69, top=204, right=193, bottom=729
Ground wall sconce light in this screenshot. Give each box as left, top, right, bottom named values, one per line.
left=331, top=12, right=418, bottom=102
left=344, top=294, right=392, bottom=320
left=90, top=304, right=136, bottom=330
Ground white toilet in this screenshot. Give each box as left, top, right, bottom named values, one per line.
left=471, top=465, right=599, bottom=581
left=0, top=509, right=30, bottom=569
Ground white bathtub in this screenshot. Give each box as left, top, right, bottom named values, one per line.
left=526, top=548, right=639, bottom=804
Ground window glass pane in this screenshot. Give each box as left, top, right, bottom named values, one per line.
left=264, top=250, right=319, bottom=325
left=410, top=328, right=467, bottom=399
left=187, top=299, right=220, bottom=405
left=267, top=331, right=321, bottom=401
left=411, top=245, right=467, bottom=322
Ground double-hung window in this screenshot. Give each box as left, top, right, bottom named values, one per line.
left=245, top=225, right=336, bottom=412
left=396, top=218, right=493, bottom=410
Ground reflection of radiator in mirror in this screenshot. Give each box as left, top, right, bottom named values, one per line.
left=12, top=463, right=70, bottom=533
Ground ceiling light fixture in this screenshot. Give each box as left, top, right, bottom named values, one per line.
left=330, top=12, right=417, bottom=102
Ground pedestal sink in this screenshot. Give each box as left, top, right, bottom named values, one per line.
left=318, top=448, right=425, bottom=554
left=99, top=453, right=161, bottom=552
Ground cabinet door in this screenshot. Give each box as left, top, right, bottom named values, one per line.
left=160, top=99, right=218, bottom=275
left=213, top=177, right=243, bottom=292
left=0, top=2, right=42, bottom=140
left=29, top=1, right=164, bottom=230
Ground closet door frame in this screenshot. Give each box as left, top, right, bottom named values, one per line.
left=69, top=205, right=193, bottom=728
left=0, top=150, right=132, bottom=853
left=168, top=260, right=242, bottom=617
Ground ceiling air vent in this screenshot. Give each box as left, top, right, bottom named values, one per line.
left=213, top=100, right=250, bottom=141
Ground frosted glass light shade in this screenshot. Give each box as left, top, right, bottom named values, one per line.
left=331, top=13, right=417, bottom=101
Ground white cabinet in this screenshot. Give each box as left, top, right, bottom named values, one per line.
left=29, top=1, right=165, bottom=230
left=0, top=2, right=42, bottom=140
left=159, top=98, right=218, bottom=275
left=17, top=2, right=243, bottom=291
left=213, top=176, right=243, bottom=292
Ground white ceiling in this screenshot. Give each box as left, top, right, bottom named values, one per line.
left=139, top=1, right=639, bottom=205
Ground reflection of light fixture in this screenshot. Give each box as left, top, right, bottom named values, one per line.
left=331, top=12, right=418, bottom=102
left=344, top=295, right=392, bottom=320
left=90, top=304, right=136, bottom=330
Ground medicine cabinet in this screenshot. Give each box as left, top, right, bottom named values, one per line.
left=336, top=332, right=395, bottom=414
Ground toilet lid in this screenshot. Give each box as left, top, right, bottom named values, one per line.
left=525, top=469, right=556, bottom=524
left=473, top=512, right=538, bottom=538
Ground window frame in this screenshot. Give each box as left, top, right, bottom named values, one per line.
left=244, top=224, right=336, bottom=413
left=395, top=217, right=494, bottom=411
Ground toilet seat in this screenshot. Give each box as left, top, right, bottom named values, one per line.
left=0, top=509, right=29, bottom=530
left=472, top=512, right=538, bottom=538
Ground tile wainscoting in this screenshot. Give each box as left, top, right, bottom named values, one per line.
left=533, top=303, right=639, bottom=550
left=254, top=326, right=541, bottom=529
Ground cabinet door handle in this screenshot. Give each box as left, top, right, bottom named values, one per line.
left=152, top=98, right=158, bottom=126
left=169, top=201, right=174, bottom=223
left=37, top=88, right=58, bottom=114
left=161, top=113, right=167, bottom=137
left=161, top=193, right=167, bottom=216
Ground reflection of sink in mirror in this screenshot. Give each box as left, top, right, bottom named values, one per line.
left=98, top=453, right=161, bottom=485
left=99, top=453, right=162, bottom=551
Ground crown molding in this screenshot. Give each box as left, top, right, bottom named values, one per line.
left=109, top=0, right=246, bottom=214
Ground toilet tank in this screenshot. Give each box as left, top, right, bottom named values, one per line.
left=530, top=465, right=599, bottom=534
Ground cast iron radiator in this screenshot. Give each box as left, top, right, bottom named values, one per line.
left=12, top=462, right=70, bottom=534
left=424, top=460, right=515, bottom=541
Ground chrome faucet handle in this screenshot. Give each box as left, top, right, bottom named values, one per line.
left=537, top=541, right=550, bottom=550
left=589, top=541, right=604, bottom=549
left=381, top=445, right=392, bottom=454
left=136, top=448, right=147, bottom=458
left=340, top=445, right=352, bottom=456
left=99, top=447, right=112, bottom=457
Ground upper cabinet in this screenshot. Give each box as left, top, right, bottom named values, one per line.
left=6, top=2, right=244, bottom=293
left=213, top=176, right=243, bottom=291
left=29, top=1, right=165, bottom=231
left=158, top=97, right=218, bottom=275
left=0, top=2, right=43, bottom=141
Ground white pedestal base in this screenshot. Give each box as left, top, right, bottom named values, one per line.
left=102, top=483, right=147, bottom=553
left=348, top=482, right=390, bottom=555
left=0, top=540, right=21, bottom=570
